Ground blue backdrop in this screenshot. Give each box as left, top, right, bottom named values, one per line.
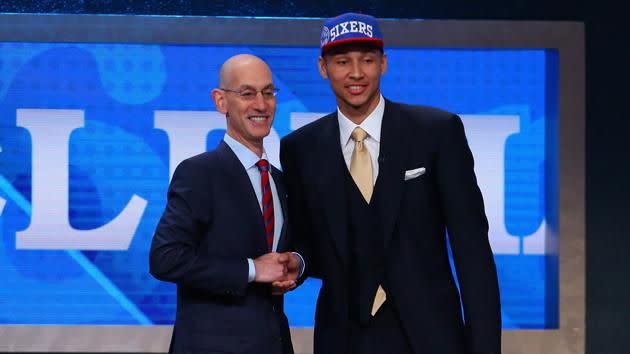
left=0, top=42, right=558, bottom=329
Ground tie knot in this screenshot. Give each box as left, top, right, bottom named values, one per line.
left=351, top=127, right=368, bottom=142
left=256, top=159, right=270, bottom=172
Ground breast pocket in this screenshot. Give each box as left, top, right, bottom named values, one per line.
left=404, top=167, right=426, bottom=181
left=402, top=165, right=431, bottom=217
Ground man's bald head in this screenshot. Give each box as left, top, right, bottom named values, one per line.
left=211, top=54, right=276, bottom=157
left=219, top=54, right=271, bottom=89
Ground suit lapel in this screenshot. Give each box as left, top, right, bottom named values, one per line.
left=314, top=114, right=349, bottom=268
left=374, top=100, right=406, bottom=248
left=216, top=141, right=268, bottom=253
left=271, top=167, right=289, bottom=252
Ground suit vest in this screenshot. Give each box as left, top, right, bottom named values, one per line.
left=343, top=170, right=388, bottom=325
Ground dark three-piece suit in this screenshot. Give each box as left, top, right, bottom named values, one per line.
left=280, top=99, right=501, bottom=354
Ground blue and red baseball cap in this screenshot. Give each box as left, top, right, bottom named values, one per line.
left=320, top=13, right=384, bottom=55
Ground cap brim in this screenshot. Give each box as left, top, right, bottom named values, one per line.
left=321, top=37, right=384, bottom=55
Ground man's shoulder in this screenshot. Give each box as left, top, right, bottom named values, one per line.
left=388, top=100, right=456, bottom=122
left=173, top=145, right=226, bottom=180
left=386, top=100, right=464, bottom=136
left=179, top=150, right=220, bottom=170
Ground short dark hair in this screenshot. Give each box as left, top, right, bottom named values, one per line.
left=322, top=42, right=384, bottom=57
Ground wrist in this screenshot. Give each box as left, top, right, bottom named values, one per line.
left=247, top=258, right=256, bottom=282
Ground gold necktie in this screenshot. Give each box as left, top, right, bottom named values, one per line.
left=349, top=127, right=386, bottom=315
left=349, top=127, right=373, bottom=203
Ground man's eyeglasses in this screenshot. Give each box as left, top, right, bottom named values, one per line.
left=220, top=87, right=279, bottom=101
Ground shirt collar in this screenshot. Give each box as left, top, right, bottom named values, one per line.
left=338, top=94, right=385, bottom=147
left=223, top=133, right=268, bottom=170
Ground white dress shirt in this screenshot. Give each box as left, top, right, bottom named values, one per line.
left=337, top=94, right=385, bottom=183
left=223, top=134, right=284, bottom=282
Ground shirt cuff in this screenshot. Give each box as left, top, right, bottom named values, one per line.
left=247, top=258, right=256, bottom=283
left=292, top=252, right=306, bottom=278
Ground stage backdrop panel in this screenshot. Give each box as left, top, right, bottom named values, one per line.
left=0, top=14, right=584, bottom=354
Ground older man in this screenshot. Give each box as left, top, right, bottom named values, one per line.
left=150, top=54, right=300, bottom=354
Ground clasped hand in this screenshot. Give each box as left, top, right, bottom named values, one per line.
left=253, top=252, right=300, bottom=295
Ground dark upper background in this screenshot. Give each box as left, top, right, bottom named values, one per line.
left=1, top=1, right=627, bottom=353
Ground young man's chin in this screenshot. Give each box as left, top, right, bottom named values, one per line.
left=344, top=95, right=375, bottom=112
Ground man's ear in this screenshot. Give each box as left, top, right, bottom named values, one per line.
left=380, top=52, right=388, bottom=76
left=318, top=56, right=329, bottom=79
left=211, top=89, right=227, bottom=114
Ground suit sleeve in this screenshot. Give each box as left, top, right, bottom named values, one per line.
left=280, top=137, right=320, bottom=279
left=435, top=114, right=502, bottom=353
left=149, top=159, right=249, bottom=296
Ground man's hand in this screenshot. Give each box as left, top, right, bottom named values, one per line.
left=285, top=252, right=301, bottom=281
left=271, top=253, right=301, bottom=295
left=271, top=279, right=297, bottom=295
left=253, top=252, right=289, bottom=283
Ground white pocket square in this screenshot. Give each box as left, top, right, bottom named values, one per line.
left=404, top=167, right=426, bottom=181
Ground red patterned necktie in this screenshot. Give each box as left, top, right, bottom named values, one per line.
left=255, top=159, right=274, bottom=251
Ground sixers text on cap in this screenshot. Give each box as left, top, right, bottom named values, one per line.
left=320, top=12, right=384, bottom=54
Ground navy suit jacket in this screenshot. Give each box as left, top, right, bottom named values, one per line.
left=280, top=100, right=501, bottom=354
left=150, top=141, right=294, bottom=354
